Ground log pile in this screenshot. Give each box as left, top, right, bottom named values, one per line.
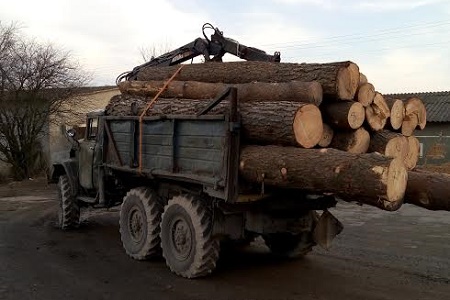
left=106, top=60, right=440, bottom=211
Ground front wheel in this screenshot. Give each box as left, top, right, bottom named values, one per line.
left=57, top=175, right=80, bottom=230
left=160, top=195, right=220, bottom=278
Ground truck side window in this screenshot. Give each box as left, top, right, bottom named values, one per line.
left=87, top=118, right=98, bottom=139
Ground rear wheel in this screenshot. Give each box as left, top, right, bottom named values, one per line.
left=160, top=195, right=220, bottom=278
left=119, top=187, right=162, bottom=260
left=57, top=175, right=80, bottom=230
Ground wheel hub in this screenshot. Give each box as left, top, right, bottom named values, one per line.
left=129, top=208, right=144, bottom=242
left=171, top=218, right=192, bottom=260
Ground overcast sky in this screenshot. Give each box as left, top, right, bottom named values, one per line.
left=1, top=0, right=449, bottom=93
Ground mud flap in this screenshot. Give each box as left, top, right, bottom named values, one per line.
left=313, top=210, right=343, bottom=250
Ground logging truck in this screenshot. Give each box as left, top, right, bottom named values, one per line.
left=50, top=87, right=343, bottom=278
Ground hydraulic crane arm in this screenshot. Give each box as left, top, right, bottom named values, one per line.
left=117, top=23, right=280, bottom=83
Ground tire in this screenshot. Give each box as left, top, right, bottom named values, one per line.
left=57, top=175, right=80, bottom=230
left=160, top=195, right=220, bottom=278
left=119, top=187, right=162, bottom=260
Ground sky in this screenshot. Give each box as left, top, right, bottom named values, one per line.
left=1, top=0, right=449, bottom=93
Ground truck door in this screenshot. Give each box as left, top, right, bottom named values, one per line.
left=79, top=117, right=99, bottom=189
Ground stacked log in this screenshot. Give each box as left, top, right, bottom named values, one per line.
left=134, top=61, right=360, bottom=100
left=106, top=95, right=323, bottom=148
left=404, top=170, right=450, bottom=211
left=239, top=146, right=407, bottom=211
left=109, top=60, right=438, bottom=211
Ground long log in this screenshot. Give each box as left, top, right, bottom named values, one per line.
left=134, top=61, right=360, bottom=100
left=385, top=98, right=405, bottom=130
left=405, top=170, right=450, bottom=211
left=321, top=101, right=365, bottom=130
left=369, top=130, right=408, bottom=159
left=118, top=80, right=323, bottom=106
left=239, top=146, right=408, bottom=211
left=330, top=127, right=370, bottom=154
left=106, top=95, right=323, bottom=148
left=365, top=93, right=390, bottom=131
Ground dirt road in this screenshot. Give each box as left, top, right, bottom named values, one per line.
left=0, top=179, right=449, bottom=300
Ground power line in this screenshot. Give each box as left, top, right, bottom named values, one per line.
left=260, top=19, right=450, bottom=48
left=282, top=39, right=450, bottom=61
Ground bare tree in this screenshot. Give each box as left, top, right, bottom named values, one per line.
left=139, top=41, right=173, bottom=62
left=0, top=22, right=89, bottom=180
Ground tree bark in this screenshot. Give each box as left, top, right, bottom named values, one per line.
left=318, top=123, right=334, bottom=148
left=404, top=170, right=450, bottom=211
left=321, top=101, right=365, bottom=130
left=134, top=61, right=360, bottom=100
left=365, top=93, right=390, bottom=131
left=106, top=95, right=323, bottom=148
left=118, top=80, right=323, bottom=106
left=368, top=130, right=408, bottom=159
left=405, top=136, right=420, bottom=170
left=330, top=127, right=370, bottom=154
left=405, top=97, right=426, bottom=130
left=355, top=83, right=375, bottom=107
left=239, top=146, right=407, bottom=211
left=385, top=98, right=405, bottom=130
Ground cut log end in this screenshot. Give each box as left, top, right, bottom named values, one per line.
left=369, top=130, right=408, bottom=161
left=359, top=73, right=368, bottom=86
left=322, top=101, right=365, bottom=130
left=293, top=104, right=323, bottom=148
left=365, top=93, right=390, bottom=131
left=384, top=158, right=408, bottom=210
left=318, top=123, right=334, bottom=147
left=388, top=99, right=405, bottom=130
left=405, top=97, right=427, bottom=130
left=401, top=114, right=418, bottom=137
left=348, top=102, right=365, bottom=129
left=337, top=62, right=360, bottom=100
left=385, top=136, right=408, bottom=159
left=356, top=83, right=375, bottom=107
left=405, top=136, right=420, bottom=170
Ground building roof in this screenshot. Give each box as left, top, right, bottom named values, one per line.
left=386, top=91, right=450, bottom=123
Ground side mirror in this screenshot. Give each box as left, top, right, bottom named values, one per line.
left=67, top=128, right=77, bottom=138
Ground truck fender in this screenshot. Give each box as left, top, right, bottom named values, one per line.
left=51, top=160, right=79, bottom=197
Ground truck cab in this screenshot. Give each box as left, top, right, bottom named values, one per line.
left=77, top=109, right=105, bottom=193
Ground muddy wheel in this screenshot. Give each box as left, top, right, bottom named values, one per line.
left=160, top=195, right=220, bottom=278
left=119, top=187, right=162, bottom=260
left=57, top=175, right=80, bottom=230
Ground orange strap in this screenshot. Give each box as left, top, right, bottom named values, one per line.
left=138, top=65, right=184, bottom=173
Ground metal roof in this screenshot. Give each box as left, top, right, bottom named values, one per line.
left=386, top=91, right=450, bottom=123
